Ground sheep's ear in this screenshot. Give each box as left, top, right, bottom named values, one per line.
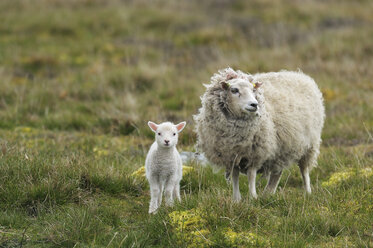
left=148, top=121, right=158, bottom=132
left=221, top=81, right=230, bottom=90
left=254, top=81, right=263, bottom=89
left=175, top=122, right=186, bottom=133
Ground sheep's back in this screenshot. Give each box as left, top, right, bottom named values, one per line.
left=256, top=71, right=325, bottom=156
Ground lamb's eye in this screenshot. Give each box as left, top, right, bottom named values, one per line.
left=230, top=88, right=239, bottom=94
left=173, top=133, right=176, bottom=136
left=158, top=132, right=161, bottom=136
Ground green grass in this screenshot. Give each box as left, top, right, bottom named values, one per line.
left=0, top=0, right=372, bottom=247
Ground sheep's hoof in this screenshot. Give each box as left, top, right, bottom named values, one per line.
left=263, top=190, right=274, bottom=196
left=233, top=194, right=242, bottom=203
left=263, top=186, right=277, bottom=195
left=250, top=193, right=258, bottom=200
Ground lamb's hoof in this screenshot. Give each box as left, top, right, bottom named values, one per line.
left=149, top=208, right=158, bottom=214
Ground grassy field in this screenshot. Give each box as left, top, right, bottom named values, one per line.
left=0, top=0, right=372, bottom=247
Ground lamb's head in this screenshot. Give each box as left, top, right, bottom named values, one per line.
left=219, top=78, right=263, bottom=118
left=148, top=121, right=186, bottom=148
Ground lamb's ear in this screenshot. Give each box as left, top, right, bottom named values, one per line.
left=254, top=81, right=263, bottom=89
left=175, top=122, right=186, bottom=133
left=148, top=121, right=158, bottom=132
left=221, top=81, right=230, bottom=90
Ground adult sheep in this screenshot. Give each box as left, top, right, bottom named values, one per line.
left=194, top=68, right=325, bottom=201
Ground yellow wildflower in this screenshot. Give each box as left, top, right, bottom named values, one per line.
left=223, top=228, right=270, bottom=247
left=169, top=208, right=211, bottom=248
left=15, top=127, right=33, bottom=133
left=360, top=167, right=373, bottom=177
left=182, top=166, right=194, bottom=176
left=169, top=208, right=206, bottom=230
left=322, top=170, right=354, bottom=187
left=131, top=167, right=146, bottom=181
left=322, top=167, right=373, bottom=187
left=93, top=147, right=110, bottom=157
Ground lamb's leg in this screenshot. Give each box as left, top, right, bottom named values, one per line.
left=264, top=170, right=282, bottom=194
left=164, top=181, right=175, bottom=207
left=232, top=167, right=241, bottom=202
left=173, top=182, right=181, bottom=202
left=299, top=148, right=318, bottom=194
left=149, top=180, right=160, bottom=214
left=247, top=167, right=258, bottom=199
left=158, top=183, right=164, bottom=207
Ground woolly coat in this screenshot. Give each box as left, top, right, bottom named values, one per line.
left=145, top=142, right=183, bottom=184
left=194, top=69, right=325, bottom=177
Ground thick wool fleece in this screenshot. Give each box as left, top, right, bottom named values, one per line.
left=194, top=68, right=325, bottom=181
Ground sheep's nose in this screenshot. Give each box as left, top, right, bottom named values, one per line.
left=164, top=140, right=170, bottom=144
left=250, top=103, right=258, bottom=109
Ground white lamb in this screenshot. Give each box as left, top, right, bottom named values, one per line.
left=145, top=121, right=186, bottom=214
left=194, top=68, right=325, bottom=201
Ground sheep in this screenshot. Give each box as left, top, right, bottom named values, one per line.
left=193, top=68, right=325, bottom=201
left=145, top=121, right=186, bottom=213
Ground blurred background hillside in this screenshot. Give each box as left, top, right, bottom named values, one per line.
left=0, top=0, right=372, bottom=247
left=1, top=0, right=372, bottom=143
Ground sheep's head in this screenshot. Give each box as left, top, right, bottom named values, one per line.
left=148, top=121, right=186, bottom=148
left=219, top=78, right=262, bottom=118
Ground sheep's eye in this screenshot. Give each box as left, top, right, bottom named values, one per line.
left=158, top=132, right=161, bottom=136
left=230, top=88, right=239, bottom=94
left=173, top=133, right=176, bottom=136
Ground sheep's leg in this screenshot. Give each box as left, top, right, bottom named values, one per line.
left=247, top=168, right=258, bottom=199
left=299, top=148, right=318, bottom=194
left=264, top=170, right=282, bottom=194
left=300, top=166, right=311, bottom=194
left=173, top=182, right=181, bottom=202
left=232, top=167, right=241, bottom=202
left=164, top=181, right=175, bottom=207
left=149, top=180, right=160, bottom=214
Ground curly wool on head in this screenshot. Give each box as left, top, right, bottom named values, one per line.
left=195, top=68, right=271, bottom=170
left=194, top=68, right=325, bottom=200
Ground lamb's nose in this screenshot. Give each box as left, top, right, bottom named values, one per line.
left=250, top=103, right=258, bottom=108
left=164, top=140, right=170, bottom=144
